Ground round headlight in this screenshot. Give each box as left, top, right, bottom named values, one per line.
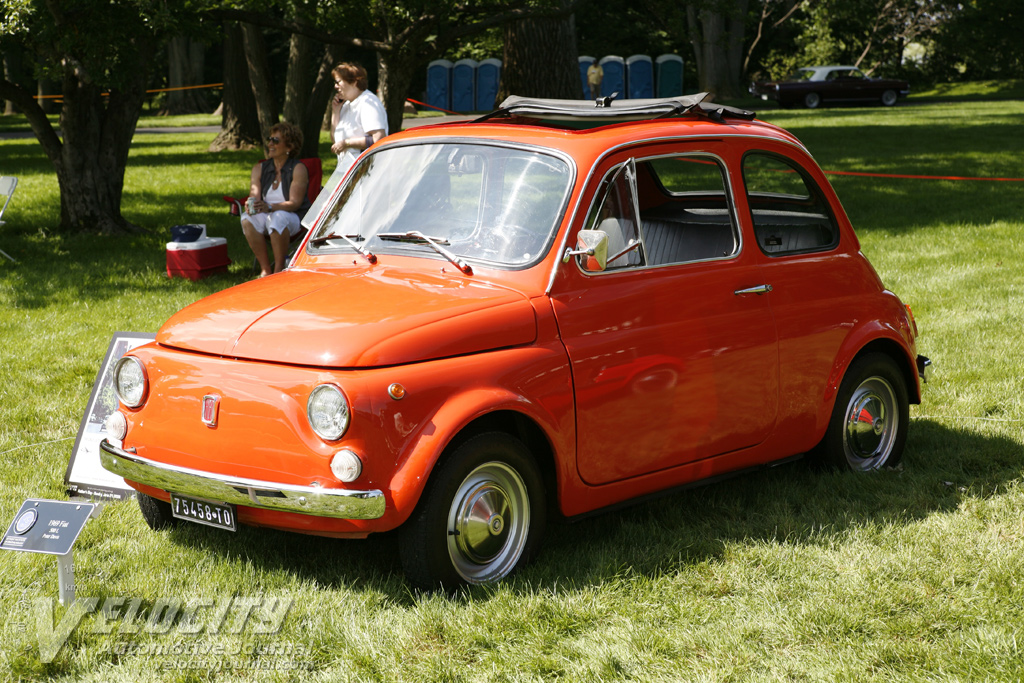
left=307, top=384, right=350, bottom=441
left=113, top=357, right=148, bottom=408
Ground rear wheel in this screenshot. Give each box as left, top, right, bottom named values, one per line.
left=138, top=493, right=179, bottom=530
left=804, top=92, right=821, bottom=109
left=822, top=353, right=909, bottom=471
left=881, top=89, right=898, bottom=106
left=399, top=432, right=546, bottom=591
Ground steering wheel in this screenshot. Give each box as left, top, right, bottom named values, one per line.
left=476, top=224, right=537, bottom=262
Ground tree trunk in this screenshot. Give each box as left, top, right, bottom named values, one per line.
left=498, top=7, right=580, bottom=101
left=377, top=49, right=417, bottom=136
left=0, top=58, right=147, bottom=233
left=37, top=67, right=60, bottom=115
left=166, top=36, right=209, bottom=115
left=688, top=0, right=749, bottom=100
left=56, top=68, right=148, bottom=234
left=3, top=48, right=30, bottom=115
left=209, top=21, right=262, bottom=152
left=297, top=45, right=342, bottom=159
left=283, top=32, right=315, bottom=125
left=241, top=21, right=280, bottom=141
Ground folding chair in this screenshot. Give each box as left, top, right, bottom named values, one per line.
left=223, top=159, right=322, bottom=272
left=0, top=176, right=18, bottom=263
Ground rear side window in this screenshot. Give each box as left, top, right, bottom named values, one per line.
left=742, top=153, right=838, bottom=256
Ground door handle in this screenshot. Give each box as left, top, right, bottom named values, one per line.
left=734, top=284, right=773, bottom=295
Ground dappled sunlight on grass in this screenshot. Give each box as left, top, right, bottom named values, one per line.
left=1, top=98, right=1023, bottom=681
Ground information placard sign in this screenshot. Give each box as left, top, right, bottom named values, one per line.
left=64, top=332, right=156, bottom=500
left=1, top=499, right=95, bottom=556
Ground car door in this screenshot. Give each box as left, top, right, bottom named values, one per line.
left=551, top=144, right=779, bottom=485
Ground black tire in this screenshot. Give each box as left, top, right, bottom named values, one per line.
left=821, top=353, right=909, bottom=471
left=399, top=432, right=546, bottom=591
left=881, top=89, right=898, bottom=106
left=804, top=92, right=821, bottom=109
left=138, top=493, right=179, bottom=530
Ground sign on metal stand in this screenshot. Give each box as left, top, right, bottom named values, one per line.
left=1, top=499, right=97, bottom=604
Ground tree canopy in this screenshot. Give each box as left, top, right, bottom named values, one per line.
left=1, top=0, right=1021, bottom=235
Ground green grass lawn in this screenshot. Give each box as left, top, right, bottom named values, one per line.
left=1, top=98, right=1023, bottom=681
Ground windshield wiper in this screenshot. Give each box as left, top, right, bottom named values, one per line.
left=309, top=232, right=377, bottom=264
left=377, top=231, right=473, bottom=275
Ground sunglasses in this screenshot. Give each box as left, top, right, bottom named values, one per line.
left=266, top=136, right=281, bottom=144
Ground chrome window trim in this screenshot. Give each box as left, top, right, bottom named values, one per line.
left=568, top=150, right=741, bottom=278
left=740, top=148, right=841, bottom=257
left=545, top=132, right=815, bottom=293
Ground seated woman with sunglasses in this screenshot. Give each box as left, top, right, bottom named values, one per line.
left=241, top=121, right=311, bottom=277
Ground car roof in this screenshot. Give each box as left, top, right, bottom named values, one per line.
left=386, top=94, right=810, bottom=158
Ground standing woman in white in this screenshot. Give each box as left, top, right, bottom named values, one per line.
left=301, top=62, right=390, bottom=231
left=330, top=63, right=389, bottom=176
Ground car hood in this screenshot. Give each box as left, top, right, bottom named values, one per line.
left=157, top=268, right=537, bottom=367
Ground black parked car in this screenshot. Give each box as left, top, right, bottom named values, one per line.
left=750, top=66, right=910, bottom=109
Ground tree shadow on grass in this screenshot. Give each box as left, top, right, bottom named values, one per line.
left=150, top=418, right=1022, bottom=601
left=534, top=419, right=1023, bottom=588
left=0, top=204, right=255, bottom=311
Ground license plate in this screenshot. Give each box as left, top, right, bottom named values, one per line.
left=170, top=493, right=236, bottom=531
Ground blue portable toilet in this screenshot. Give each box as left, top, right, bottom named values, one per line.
left=452, top=59, right=477, bottom=112
left=426, top=59, right=453, bottom=112
left=599, top=56, right=626, bottom=99
left=656, top=54, right=684, bottom=97
left=626, top=55, right=654, bottom=99
left=476, top=58, right=502, bottom=111
left=579, top=55, right=596, bottom=99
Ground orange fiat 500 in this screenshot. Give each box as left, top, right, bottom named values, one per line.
left=102, top=94, right=930, bottom=589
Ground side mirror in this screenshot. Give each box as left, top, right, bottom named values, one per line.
left=562, top=230, right=609, bottom=272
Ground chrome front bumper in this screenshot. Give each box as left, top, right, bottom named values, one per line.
left=99, top=440, right=386, bottom=520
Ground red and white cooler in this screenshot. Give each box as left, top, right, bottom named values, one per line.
left=166, top=237, right=231, bottom=281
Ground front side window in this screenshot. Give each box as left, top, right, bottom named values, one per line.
left=310, top=142, right=572, bottom=268
left=579, top=152, right=738, bottom=273
left=742, top=152, right=839, bottom=256
left=582, top=160, right=644, bottom=270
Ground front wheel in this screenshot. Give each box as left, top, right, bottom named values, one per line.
left=138, top=493, right=179, bottom=530
left=804, top=92, right=821, bottom=109
left=399, top=432, right=546, bottom=591
left=821, top=353, right=909, bottom=471
left=881, top=89, right=898, bottom=106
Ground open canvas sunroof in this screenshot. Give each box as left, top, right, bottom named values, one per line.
left=474, top=93, right=756, bottom=128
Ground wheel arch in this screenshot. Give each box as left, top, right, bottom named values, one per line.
left=439, top=411, right=559, bottom=514
left=387, top=397, right=564, bottom=527
left=815, top=329, right=921, bottom=438
left=853, top=338, right=920, bottom=405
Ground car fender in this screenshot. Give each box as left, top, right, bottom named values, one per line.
left=378, top=350, right=574, bottom=526
left=816, top=314, right=919, bottom=434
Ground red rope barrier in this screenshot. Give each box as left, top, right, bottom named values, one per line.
left=823, top=169, right=1024, bottom=182
left=405, top=97, right=461, bottom=116
left=33, top=83, right=224, bottom=100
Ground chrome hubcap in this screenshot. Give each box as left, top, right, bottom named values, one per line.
left=843, top=376, right=898, bottom=470
left=448, top=462, right=529, bottom=583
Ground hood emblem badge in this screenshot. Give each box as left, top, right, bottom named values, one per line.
left=201, top=395, right=220, bottom=427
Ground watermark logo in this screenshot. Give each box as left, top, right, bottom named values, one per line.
left=28, top=595, right=292, bottom=663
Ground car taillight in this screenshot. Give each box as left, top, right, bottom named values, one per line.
left=905, top=304, right=919, bottom=338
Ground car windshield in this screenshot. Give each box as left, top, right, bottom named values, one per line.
left=786, top=69, right=816, bottom=81
left=309, top=142, right=573, bottom=268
